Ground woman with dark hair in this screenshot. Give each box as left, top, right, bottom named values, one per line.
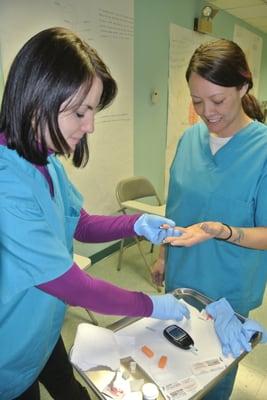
left=152, top=39, right=267, bottom=399
left=0, top=27, right=188, bottom=400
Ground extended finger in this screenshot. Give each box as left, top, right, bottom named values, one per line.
left=239, top=332, right=252, bottom=353
left=222, top=343, right=232, bottom=357
left=164, top=236, right=200, bottom=247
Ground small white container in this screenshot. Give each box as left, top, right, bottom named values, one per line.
left=142, top=383, right=159, bottom=400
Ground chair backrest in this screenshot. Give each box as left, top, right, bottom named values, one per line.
left=116, top=176, right=162, bottom=207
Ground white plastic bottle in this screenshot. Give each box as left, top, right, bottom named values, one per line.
left=142, top=383, right=159, bottom=400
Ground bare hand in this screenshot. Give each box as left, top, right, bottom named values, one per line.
left=163, top=222, right=224, bottom=247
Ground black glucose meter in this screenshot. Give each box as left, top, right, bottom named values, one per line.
left=163, top=324, right=195, bottom=351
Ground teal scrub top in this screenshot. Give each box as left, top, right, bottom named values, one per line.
left=165, top=121, right=267, bottom=315
left=0, top=146, right=83, bottom=399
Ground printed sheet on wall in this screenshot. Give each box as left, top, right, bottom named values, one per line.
left=0, top=0, right=134, bottom=214
left=234, top=24, right=262, bottom=98
left=165, top=24, right=214, bottom=195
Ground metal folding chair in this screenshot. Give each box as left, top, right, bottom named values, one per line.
left=115, top=176, right=165, bottom=273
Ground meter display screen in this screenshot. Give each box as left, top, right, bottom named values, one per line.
left=163, top=324, right=194, bottom=350
left=168, top=326, right=187, bottom=340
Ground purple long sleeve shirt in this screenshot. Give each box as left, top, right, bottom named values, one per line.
left=38, top=206, right=153, bottom=317
left=0, top=132, right=153, bottom=317
left=36, top=164, right=153, bottom=317
left=39, top=262, right=153, bottom=317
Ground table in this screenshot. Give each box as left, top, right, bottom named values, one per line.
left=121, top=200, right=166, bottom=216
left=70, top=288, right=261, bottom=400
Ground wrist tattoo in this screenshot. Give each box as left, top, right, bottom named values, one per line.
left=232, top=228, right=244, bottom=243
left=215, top=223, right=232, bottom=241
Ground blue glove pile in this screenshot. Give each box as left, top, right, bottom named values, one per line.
left=149, top=293, right=190, bottom=321
left=206, top=298, right=267, bottom=358
left=134, top=214, right=182, bottom=245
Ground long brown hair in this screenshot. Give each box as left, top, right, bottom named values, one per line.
left=185, top=39, right=264, bottom=122
left=0, top=27, right=118, bottom=167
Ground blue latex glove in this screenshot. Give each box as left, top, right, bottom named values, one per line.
left=133, top=214, right=182, bottom=245
left=149, top=293, right=190, bottom=321
left=242, top=319, right=267, bottom=344
left=206, top=298, right=266, bottom=358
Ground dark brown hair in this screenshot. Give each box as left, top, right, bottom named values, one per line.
left=185, top=39, right=264, bottom=122
left=0, top=27, right=117, bottom=166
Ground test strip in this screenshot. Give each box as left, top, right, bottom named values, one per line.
left=141, top=345, right=154, bottom=358
left=158, top=355, right=168, bottom=369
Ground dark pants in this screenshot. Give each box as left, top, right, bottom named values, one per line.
left=14, top=336, right=90, bottom=400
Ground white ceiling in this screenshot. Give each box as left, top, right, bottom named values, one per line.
left=207, top=0, right=267, bottom=33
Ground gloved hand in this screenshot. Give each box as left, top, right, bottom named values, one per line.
left=149, top=293, right=190, bottom=321
left=134, top=214, right=182, bottom=245
left=206, top=298, right=266, bottom=358
left=242, top=319, right=267, bottom=344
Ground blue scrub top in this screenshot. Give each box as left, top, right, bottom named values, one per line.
left=165, top=121, right=267, bottom=315
left=0, top=146, right=83, bottom=399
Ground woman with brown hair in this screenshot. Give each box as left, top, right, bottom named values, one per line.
left=152, top=39, right=267, bottom=399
